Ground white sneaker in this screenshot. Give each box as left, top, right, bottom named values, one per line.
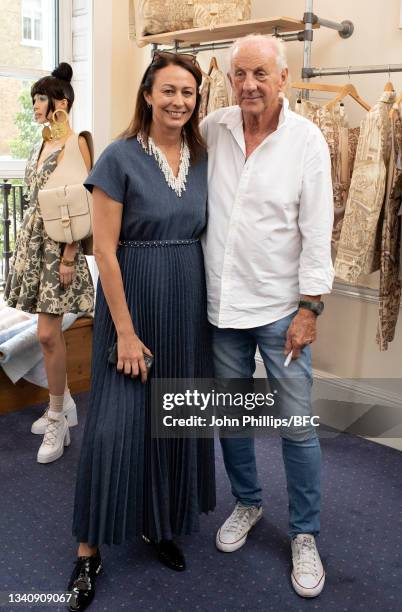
left=31, top=395, right=77, bottom=435
left=37, top=411, right=70, bottom=464
left=291, top=534, right=325, bottom=598
left=216, top=503, right=263, bottom=552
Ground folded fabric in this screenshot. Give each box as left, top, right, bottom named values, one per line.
left=0, top=318, right=36, bottom=345
left=23, top=359, right=48, bottom=388
left=0, top=301, right=33, bottom=332
left=0, top=313, right=79, bottom=384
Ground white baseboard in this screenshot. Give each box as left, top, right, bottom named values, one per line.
left=255, top=354, right=402, bottom=451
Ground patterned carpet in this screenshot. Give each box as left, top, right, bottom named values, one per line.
left=0, top=392, right=401, bottom=612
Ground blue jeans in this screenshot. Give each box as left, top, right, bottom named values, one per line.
left=212, top=312, right=321, bottom=538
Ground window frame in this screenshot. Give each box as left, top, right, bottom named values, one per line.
left=21, top=0, right=43, bottom=48
left=0, top=1, right=58, bottom=176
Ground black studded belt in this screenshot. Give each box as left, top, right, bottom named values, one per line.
left=119, top=239, right=199, bottom=248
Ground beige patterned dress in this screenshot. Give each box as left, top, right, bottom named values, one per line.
left=4, top=142, right=94, bottom=315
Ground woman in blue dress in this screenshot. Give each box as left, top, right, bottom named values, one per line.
left=68, top=53, right=215, bottom=611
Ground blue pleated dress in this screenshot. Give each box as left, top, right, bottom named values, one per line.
left=72, top=137, right=215, bottom=546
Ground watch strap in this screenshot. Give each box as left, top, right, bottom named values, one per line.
left=298, top=300, right=324, bottom=316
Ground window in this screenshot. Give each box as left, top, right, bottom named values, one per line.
left=22, top=0, right=43, bottom=46
left=0, top=0, right=57, bottom=172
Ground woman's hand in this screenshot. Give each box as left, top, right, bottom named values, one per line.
left=117, top=332, right=153, bottom=383
left=59, top=260, right=75, bottom=289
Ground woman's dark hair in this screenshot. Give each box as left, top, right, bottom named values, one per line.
left=120, top=53, right=205, bottom=162
left=31, top=62, right=75, bottom=115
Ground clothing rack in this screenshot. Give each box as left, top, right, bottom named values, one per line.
left=302, top=64, right=402, bottom=79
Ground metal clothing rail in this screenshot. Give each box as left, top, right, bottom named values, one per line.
left=152, top=0, right=353, bottom=57
left=303, top=64, right=402, bottom=79
left=156, top=41, right=234, bottom=54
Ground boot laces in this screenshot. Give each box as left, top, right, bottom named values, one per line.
left=42, top=417, right=64, bottom=446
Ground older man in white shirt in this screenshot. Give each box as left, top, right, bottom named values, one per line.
left=200, top=35, right=334, bottom=598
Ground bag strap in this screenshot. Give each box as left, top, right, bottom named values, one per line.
left=60, top=199, right=73, bottom=243
left=78, top=131, right=94, bottom=167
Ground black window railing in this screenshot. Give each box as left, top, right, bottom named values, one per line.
left=0, top=179, right=29, bottom=290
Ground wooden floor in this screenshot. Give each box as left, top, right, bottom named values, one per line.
left=0, top=318, right=93, bottom=414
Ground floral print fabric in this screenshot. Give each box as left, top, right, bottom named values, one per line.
left=376, top=114, right=402, bottom=350
left=294, top=99, right=359, bottom=249
left=4, top=142, right=94, bottom=315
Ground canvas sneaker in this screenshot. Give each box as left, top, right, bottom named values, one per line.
left=291, top=534, right=325, bottom=598
left=216, top=503, right=263, bottom=552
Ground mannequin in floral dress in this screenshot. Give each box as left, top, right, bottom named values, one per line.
left=4, top=63, right=94, bottom=463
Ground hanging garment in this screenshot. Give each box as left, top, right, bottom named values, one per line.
left=376, top=114, right=402, bottom=350
left=399, top=201, right=402, bottom=282
left=295, top=99, right=359, bottom=248
left=335, top=90, right=396, bottom=283
left=199, top=73, right=211, bottom=121
left=207, top=66, right=229, bottom=115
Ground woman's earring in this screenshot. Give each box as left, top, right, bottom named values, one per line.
left=50, top=108, right=69, bottom=140
left=147, top=103, right=152, bottom=109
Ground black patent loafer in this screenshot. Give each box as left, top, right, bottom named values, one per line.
left=142, top=536, right=186, bottom=571
left=67, top=549, right=102, bottom=611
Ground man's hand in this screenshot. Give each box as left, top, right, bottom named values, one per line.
left=284, top=309, right=317, bottom=361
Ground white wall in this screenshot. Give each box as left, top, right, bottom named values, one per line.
left=92, top=0, right=150, bottom=153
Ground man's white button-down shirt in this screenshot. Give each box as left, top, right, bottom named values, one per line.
left=200, top=98, right=335, bottom=329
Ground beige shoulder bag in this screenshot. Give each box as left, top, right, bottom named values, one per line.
left=38, top=132, right=94, bottom=245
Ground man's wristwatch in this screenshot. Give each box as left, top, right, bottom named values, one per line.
left=298, top=300, right=324, bottom=316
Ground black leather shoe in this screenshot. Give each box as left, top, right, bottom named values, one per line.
left=67, top=549, right=102, bottom=611
left=142, top=535, right=186, bottom=571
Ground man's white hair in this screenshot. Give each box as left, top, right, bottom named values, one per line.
left=228, top=34, right=288, bottom=72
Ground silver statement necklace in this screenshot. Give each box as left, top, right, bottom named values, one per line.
left=137, top=133, right=190, bottom=197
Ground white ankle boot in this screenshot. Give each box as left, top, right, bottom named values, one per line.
left=37, top=410, right=70, bottom=464
left=31, top=395, right=77, bottom=435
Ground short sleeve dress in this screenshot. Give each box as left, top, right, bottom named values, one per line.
left=72, top=136, right=215, bottom=545
left=4, top=140, right=94, bottom=315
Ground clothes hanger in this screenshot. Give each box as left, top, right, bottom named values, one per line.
left=291, top=81, right=351, bottom=94
left=324, top=84, right=371, bottom=111
left=291, top=81, right=371, bottom=112
left=384, top=81, right=395, bottom=92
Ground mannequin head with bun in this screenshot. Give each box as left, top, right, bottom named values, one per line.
left=31, top=62, right=74, bottom=124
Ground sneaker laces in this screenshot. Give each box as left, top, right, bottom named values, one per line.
left=42, top=418, right=64, bottom=446
left=293, top=535, right=320, bottom=577
left=225, top=504, right=255, bottom=535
